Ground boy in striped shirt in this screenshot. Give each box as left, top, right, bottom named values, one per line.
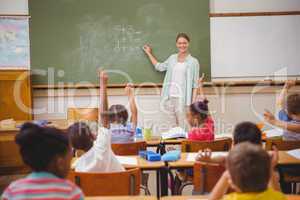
left=2, top=123, right=84, bottom=200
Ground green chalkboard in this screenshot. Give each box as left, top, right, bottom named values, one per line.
left=29, top=0, right=210, bottom=85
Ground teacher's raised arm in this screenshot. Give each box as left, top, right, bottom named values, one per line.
left=143, top=33, right=200, bottom=128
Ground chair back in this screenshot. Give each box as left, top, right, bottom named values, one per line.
left=0, top=136, right=29, bottom=175
left=193, top=161, right=225, bottom=194
left=181, top=137, right=232, bottom=152
left=111, top=141, right=147, bottom=155
left=265, top=138, right=300, bottom=151
left=67, top=108, right=98, bottom=121
left=68, top=168, right=141, bottom=196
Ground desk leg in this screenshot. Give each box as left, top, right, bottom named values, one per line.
left=168, top=169, right=175, bottom=195
left=156, top=170, right=161, bottom=199
left=160, top=166, right=169, bottom=196
left=156, top=143, right=166, bottom=155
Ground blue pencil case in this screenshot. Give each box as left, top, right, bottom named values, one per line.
left=161, top=150, right=181, bottom=162
left=139, top=150, right=161, bottom=161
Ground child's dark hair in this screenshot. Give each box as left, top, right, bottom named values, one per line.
left=287, top=93, right=300, bottom=115
left=176, top=33, right=190, bottom=42
left=108, top=104, right=128, bottom=125
left=233, top=121, right=262, bottom=145
left=227, top=142, right=271, bottom=193
left=189, top=99, right=209, bottom=121
left=15, top=123, right=69, bottom=172
left=68, top=122, right=93, bottom=151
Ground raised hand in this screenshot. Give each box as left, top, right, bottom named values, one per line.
left=98, top=69, right=108, bottom=85
left=284, top=80, right=296, bottom=90
left=124, top=83, right=134, bottom=97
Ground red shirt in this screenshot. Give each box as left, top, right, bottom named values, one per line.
left=188, top=117, right=214, bottom=141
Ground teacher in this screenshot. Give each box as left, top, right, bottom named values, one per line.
left=143, top=33, right=200, bottom=128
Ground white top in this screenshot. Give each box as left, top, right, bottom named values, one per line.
left=169, top=62, right=186, bottom=97
left=72, top=127, right=125, bottom=172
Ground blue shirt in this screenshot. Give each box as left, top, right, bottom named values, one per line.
left=110, top=123, right=135, bottom=144
left=278, top=109, right=300, bottom=141
left=154, top=53, right=200, bottom=105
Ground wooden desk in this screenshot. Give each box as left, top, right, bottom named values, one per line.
left=278, top=151, right=300, bottom=165
left=168, top=152, right=300, bottom=169
left=0, top=119, right=71, bottom=135
left=86, top=196, right=156, bottom=200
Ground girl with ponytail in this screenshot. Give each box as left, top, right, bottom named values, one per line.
left=186, top=74, right=215, bottom=141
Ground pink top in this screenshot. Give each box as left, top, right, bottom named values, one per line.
left=188, top=117, right=215, bottom=141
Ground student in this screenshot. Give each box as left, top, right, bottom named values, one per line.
left=264, top=80, right=300, bottom=140
left=186, top=74, right=214, bottom=141
left=209, top=143, right=285, bottom=200
left=2, top=123, right=84, bottom=200
left=99, top=70, right=138, bottom=143
left=68, top=122, right=124, bottom=172
left=196, top=121, right=262, bottom=164
left=264, top=80, right=300, bottom=193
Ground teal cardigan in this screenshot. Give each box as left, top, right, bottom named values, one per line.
left=154, top=53, right=200, bottom=105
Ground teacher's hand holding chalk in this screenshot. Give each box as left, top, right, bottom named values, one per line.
left=143, top=44, right=158, bottom=66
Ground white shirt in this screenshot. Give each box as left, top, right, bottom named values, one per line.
left=169, top=62, right=186, bottom=97
left=72, top=127, right=125, bottom=172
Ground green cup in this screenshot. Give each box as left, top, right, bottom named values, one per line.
left=143, top=128, right=152, bottom=141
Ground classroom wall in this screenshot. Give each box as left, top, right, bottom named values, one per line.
left=0, top=0, right=28, bottom=14
left=4, top=0, right=300, bottom=135
left=33, top=85, right=292, bottom=135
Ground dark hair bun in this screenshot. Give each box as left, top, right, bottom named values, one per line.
left=16, top=123, right=43, bottom=146
left=190, top=100, right=209, bottom=120
left=203, top=99, right=209, bottom=105
left=15, top=122, right=69, bottom=171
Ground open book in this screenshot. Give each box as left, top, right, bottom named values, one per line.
left=161, top=127, right=187, bottom=140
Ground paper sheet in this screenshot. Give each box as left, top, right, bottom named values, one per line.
left=186, top=152, right=228, bottom=161
left=287, top=149, right=300, bottom=160
left=116, top=156, right=138, bottom=165
left=264, top=129, right=283, bottom=138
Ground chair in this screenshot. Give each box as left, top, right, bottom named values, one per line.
left=67, top=108, right=98, bottom=121
left=265, top=138, right=300, bottom=194
left=0, top=137, right=30, bottom=175
left=181, top=137, right=232, bottom=152
left=68, top=168, right=141, bottom=196
left=265, top=138, right=300, bottom=151
left=111, top=141, right=150, bottom=195
left=111, top=141, right=147, bottom=155
left=174, top=137, right=232, bottom=195
left=193, top=161, right=226, bottom=194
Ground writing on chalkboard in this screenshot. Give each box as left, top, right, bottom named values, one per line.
left=113, top=24, right=143, bottom=53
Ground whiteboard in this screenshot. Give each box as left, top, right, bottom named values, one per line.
left=211, top=15, right=300, bottom=79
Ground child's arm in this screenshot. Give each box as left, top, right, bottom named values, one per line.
left=268, top=147, right=281, bottom=191
left=98, top=70, right=109, bottom=128
left=264, top=110, right=300, bottom=133
left=125, top=83, right=137, bottom=129
left=277, top=80, right=296, bottom=109
left=209, top=171, right=231, bottom=200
